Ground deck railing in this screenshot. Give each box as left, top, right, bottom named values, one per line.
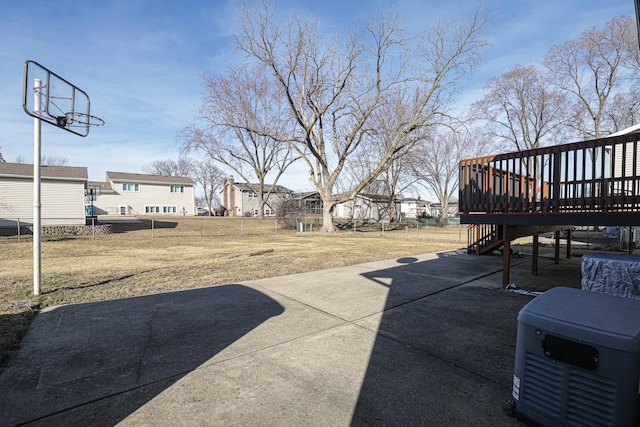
left=459, top=134, right=640, bottom=216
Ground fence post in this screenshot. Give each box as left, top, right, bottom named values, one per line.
left=91, top=217, right=95, bottom=239
left=17, top=218, right=21, bottom=241
left=416, top=222, right=419, bottom=239
left=241, top=218, right=244, bottom=236
left=381, top=221, right=385, bottom=239
left=152, top=219, right=155, bottom=238
left=275, top=218, right=278, bottom=235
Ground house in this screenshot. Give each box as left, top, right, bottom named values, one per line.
left=284, top=191, right=323, bottom=216
left=0, top=162, right=88, bottom=226
left=90, top=171, right=195, bottom=216
left=429, top=201, right=459, bottom=218
left=334, top=193, right=400, bottom=221
left=397, top=197, right=429, bottom=219
left=220, top=177, right=292, bottom=217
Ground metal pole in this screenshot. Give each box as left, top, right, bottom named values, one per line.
left=33, top=79, right=42, bottom=296
left=17, top=218, right=21, bottom=241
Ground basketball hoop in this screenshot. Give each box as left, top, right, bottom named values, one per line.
left=61, top=111, right=105, bottom=129
left=23, top=60, right=104, bottom=137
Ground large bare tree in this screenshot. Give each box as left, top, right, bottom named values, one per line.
left=181, top=63, right=298, bottom=218
left=473, top=64, right=567, bottom=152
left=542, top=15, right=639, bottom=140
left=344, top=98, right=423, bottom=221
left=411, top=126, right=487, bottom=220
left=233, top=1, right=488, bottom=232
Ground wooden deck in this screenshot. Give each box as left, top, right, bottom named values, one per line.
left=459, top=134, right=640, bottom=287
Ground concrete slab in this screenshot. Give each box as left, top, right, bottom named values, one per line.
left=0, top=249, right=534, bottom=426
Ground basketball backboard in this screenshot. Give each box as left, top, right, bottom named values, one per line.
left=22, top=60, right=103, bottom=137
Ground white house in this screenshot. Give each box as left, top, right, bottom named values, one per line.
left=334, top=193, right=400, bottom=221
left=397, top=197, right=429, bottom=219
left=90, top=171, right=195, bottom=216
left=0, top=162, right=88, bottom=226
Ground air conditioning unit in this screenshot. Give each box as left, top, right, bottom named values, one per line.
left=512, top=287, right=640, bottom=427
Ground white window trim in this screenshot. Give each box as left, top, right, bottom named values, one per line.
left=145, top=205, right=161, bottom=214
left=170, top=185, right=185, bottom=193
left=162, top=205, right=177, bottom=214
left=122, top=182, right=140, bottom=192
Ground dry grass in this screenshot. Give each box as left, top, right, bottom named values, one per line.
left=0, top=216, right=466, bottom=372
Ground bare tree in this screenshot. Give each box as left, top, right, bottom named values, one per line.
left=191, top=159, right=226, bottom=215
left=142, top=157, right=193, bottom=177
left=542, top=15, right=639, bottom=140
left=42, top=156, right=69, bottom=166
left=234, top=2, right=488, bottom=232
left=473, top=64, right=567, bottom=152
left=411, top=126, right=487, bottom=221
left=605, top=84, right=640, bottom=132
left=344, top=99, right=422, bottom=222
left=0, top=147, right=5, bottom=163
left=181, top=63, right=298, bottom=218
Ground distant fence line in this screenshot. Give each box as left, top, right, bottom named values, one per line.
left=0, top=216, right=461, bottom=240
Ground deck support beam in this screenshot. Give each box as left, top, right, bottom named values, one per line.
left=532, top=234, right=539, bottom=276
left=498, top=225, right=570, bottom=289
left=502, top=224, right=510, bottom=289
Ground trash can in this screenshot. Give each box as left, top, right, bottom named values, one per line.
left=86, top=205, right=94, bottom=216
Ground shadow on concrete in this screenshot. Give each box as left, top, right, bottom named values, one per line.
left=0, top=285, right=284, bottom=426
left=352, top=250, right=530, bottom=426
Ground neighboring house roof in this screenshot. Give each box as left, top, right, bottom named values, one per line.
left=232, top=182, right=292, bottom=194
left=0, top=162, right=88, bottom=181
left=106, top=171, right=194, bottom=185
left=87, top=180, right=115, bottom=194
left=291, top=191, right=320, bottom=200
left=357, top=193, right=396, bottom=203
left=610, top=123, right=640, bottom=137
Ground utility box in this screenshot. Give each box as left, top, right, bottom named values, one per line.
left=512, top=287, right=640, bottom=427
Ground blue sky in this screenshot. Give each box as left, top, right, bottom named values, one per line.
left=0, top=0, right=634, bottom=192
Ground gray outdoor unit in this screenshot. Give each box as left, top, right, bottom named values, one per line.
left=512, top=287, right=640, bottom=427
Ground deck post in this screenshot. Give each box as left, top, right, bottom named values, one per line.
left=554, top=230, right=560, bottom=264
left=532, top=234, right=539, bottom=276
left=566, top=229, right=571, bottom=259
left=502, top=225, right=511, bottom=288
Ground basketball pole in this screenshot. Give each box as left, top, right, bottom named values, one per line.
left=33, top=78, right=42, bottom=296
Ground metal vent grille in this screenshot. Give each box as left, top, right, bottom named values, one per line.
left=566, top=369, right=617, bottom=426
left=522, top=352, right=563, bottom=418
left=523, top=352, right=619, bottom=426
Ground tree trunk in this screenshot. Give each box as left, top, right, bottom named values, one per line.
left=388, top=194, right=396, bottom=222
left=320, top=200, right=336, bottom=233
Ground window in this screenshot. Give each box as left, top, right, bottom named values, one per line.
left=170, top=185, right=185, bottom=193
left=250, top=208, right=259, bottom=216
left=163, top=205, right=177, bottom=214
left=122, top=183, right=139, bottom=192
left=264, top=209, right=274, bottom=216
left=248, top=191, right=258, bottom=199
left=145, top=205, right=160, bottom=214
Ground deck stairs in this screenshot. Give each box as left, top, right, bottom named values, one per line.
left=467, top=224, right=504, bottom=255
